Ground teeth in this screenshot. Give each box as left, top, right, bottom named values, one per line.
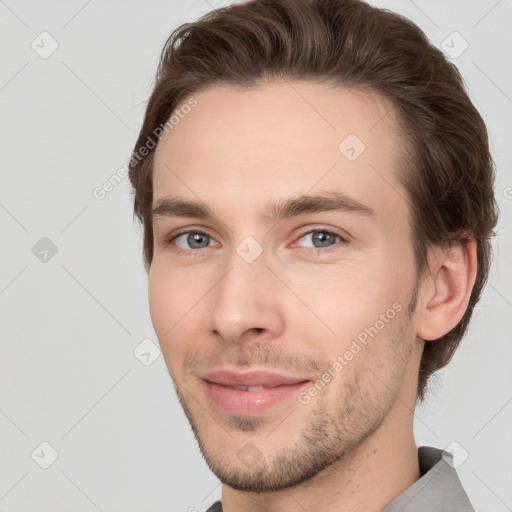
left=233, top=385, right=264, bottom=391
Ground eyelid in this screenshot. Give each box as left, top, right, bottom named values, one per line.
left=165, top=226, right=219, bottom=249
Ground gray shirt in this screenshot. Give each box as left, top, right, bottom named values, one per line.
left=205, top=446, right=475, bottom=511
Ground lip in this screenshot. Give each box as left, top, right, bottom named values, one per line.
left=201, top=367, right=312, bottom=415
left=201, top=368, right=311, bottom=388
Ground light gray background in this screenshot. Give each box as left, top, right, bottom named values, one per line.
left=0, top=0, right=511, bottom=511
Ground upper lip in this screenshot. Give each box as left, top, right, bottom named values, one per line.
left=201, top=368, right=311, bottom=388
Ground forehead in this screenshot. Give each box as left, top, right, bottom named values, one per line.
left=152, top=80, right=409, bottom=227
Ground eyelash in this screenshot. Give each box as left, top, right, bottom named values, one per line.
left=163, top=225, right=348, bottom=256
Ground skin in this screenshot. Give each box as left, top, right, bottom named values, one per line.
left=148, top=80, right=477, bottom=512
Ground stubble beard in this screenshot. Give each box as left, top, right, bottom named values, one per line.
left=169, top=302, right=416, bottom=493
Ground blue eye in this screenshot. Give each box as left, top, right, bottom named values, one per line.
left=169, top=231, right=215, bottom=252
left=164, top=226, right=347, bottom=256
left=296, top=228, right=344, bottom=251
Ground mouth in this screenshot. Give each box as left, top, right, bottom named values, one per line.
left=200, top=368, right=312, bottom=415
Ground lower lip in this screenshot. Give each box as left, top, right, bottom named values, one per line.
left=203, top=380, right=310, bottom=415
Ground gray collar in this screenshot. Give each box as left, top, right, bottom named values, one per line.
left=381, top=446, right=474, bottom=511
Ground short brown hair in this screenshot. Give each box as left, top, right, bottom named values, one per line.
left=128, top=0, right=499, bottom=403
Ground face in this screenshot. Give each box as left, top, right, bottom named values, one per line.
left=149, top=81, right=424, bottom=492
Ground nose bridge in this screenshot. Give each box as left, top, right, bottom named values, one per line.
left=206, top=240, right=283, bottom=342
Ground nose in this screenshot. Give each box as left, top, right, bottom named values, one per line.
left=205, top=245, right=285, bottom=345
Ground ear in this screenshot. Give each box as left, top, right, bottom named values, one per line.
left=416, top=238, right=478, bottom=341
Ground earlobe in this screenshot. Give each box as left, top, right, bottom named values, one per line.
left=416, top=239, right=478, bottom=341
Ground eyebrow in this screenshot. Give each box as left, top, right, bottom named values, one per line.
left=152, top=190, right=376, bottom=225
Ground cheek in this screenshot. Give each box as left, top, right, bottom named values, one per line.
left=290, top=264, right=377, bottom=321
left=148, top=261, right=212, bottom=357
left=148, top=263, right=185, bottom=342
left=287, top=260, right=404, bottom=351
left=148, top=265, right=166, bottom=331
left=148, top=265, right=190, bottom=375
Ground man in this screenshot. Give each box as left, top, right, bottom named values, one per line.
left=128, top=0, right=499, bottom=510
